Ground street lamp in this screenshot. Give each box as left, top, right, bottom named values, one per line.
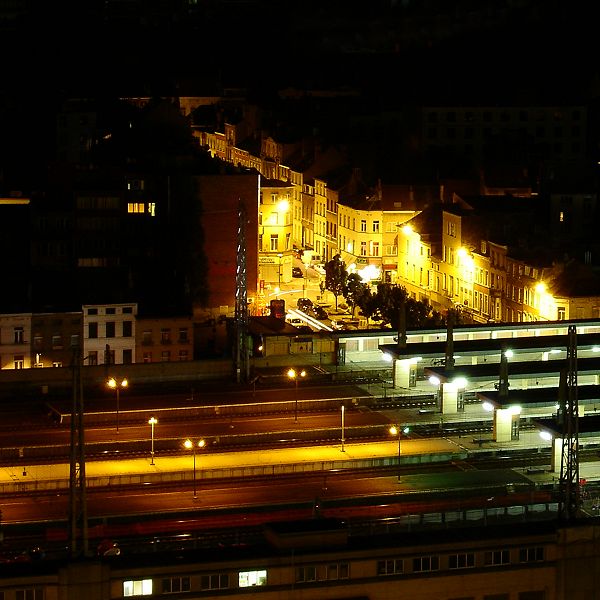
left=341, top=403, right=346, bottom=452
left=148, top=417, right=158, bottom=465
left=277, top=252, right=283, bottom=291
left=389, top=424, right=410, bottom=482
left=184, top=438, right=206, bottom=500
left=107, top=377, right=128, bottom=434
left=287, top=368, right=306, bottom=422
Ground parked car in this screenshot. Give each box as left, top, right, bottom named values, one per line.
left=297, top=298, right=313, bottom=312
left=313, top=263, right=326, bottom=276
left=313, top=306, right=328, bottom=319
left=292, top=267, right=303, bottom=278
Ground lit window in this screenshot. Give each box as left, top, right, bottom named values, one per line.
left=123, top=579, right=152, bottom=596
left=239, top=570, right=267, bottom=587
left=14, top=327, right=24, bottom=344
left=14, top=355, right=25, bottom=369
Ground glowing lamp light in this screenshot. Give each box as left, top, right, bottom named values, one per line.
left=357, top=264, right=381, bottom=282
left=277, top=199, right=290, bottom=212
left=482, top=401, right=494, bottom=412
left=402, top=224, right=413, bottom=235
left=457, top=247, right=468, bottom=258
left=535, top=282, right=546, bottom=293
left=452, top=377, right=468, bottom=389
left=508, top=405, right=522, bottom=415
left=539, top=431, right=553, bottom=441
left=382, top=353, right=393, bottom=362
left=412, top=356, right=422, bottom=363
left=428, top=375, right=441, bottom=386
left=593, top=346, right=600, bottom=353
left=504, top=349, right=513, bottom=358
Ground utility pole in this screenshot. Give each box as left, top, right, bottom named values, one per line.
left=498, top=346, right=510, bottom=398
left=235, top=200, right=250, bottom=383
left=445, top=308, right=455, bottom=371
left=69, top=346, right=88, bottom=558
left=559, top=325, right=580, bottom=521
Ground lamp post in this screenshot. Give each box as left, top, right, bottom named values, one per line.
left=389, top=424, right=410, bottom=482
left=184, top=438, right=205, bottom=500
left=277, top=253, right=283, bottom=297
left=148, top=417, right=158, bottom=465
left=287, top=368, right=306, bottom=422
left=341, top=403, right=346, bottom=452
left=107, top=377, right=128, bottom=434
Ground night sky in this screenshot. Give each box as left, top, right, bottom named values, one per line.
left=1, top=1, right=599, bottom=192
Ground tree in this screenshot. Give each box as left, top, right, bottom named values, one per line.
left=344, top=273, right=370, bottom=317
left=324, top=254, right=347, bottom=309
left=373, top=284, right=444, bottom=329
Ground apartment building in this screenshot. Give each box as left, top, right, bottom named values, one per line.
left=0, top=313, right=32, bottom=370
left=3, top=518, right=600, bottom=599
left=196, top=101, right=600, bottom=324
left=82, top=303, right=137, bottom=366
left=421, top=105, right=587, bottom=164
left=135, top=315, right=193, bottom=364
left=30, top=311, right=83, bottom=368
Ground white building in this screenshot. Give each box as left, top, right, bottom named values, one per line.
left=82, top=303, right=137, bottom=365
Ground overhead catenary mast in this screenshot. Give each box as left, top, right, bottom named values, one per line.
left=559, top=324, right=580, bottom=521
left=69, top=345, right=88, bottom=558
left=235, top=200, right=250, bottom=383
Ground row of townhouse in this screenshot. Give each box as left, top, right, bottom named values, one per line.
left=195, top=119, right=599, bottom=323
left=0, top=304, right=194, bottom=370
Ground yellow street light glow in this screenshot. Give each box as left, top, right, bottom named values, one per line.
left=107, top=377, right=128, bottom=389
left=389, top=425, right=398, bottom=436
left=539, top=430, right=553, bottom=441
left=148, top=416, right=158, bottom=426
left=402, top=224, right=413, bottom=235
left=482, top=401, right=494, bottom=412
left=277, top=199, right=290, bottom=212
left=504, top=349, right=514, bottom=358
left=457, top=247, right=467, bottom=258
left=184, top=438, right=205, bottom=449
left=428, top=375, right=440, bottom=386
left=535, top=282, right=546, bottom=293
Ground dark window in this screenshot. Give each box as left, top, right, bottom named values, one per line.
left=106, top=322, right=115, bottom=338
left=123, top=349, right=133, bottom=365
left=106, top=307, right=116, bottom=315
left=88, top=322, right=98, bottom=339
left=162, top=576, right=190, bottom=593
left=123, top=321, right=132, bottom=337
left=122, top=306, right=133, bottom=314
left=87, top=308, right=98, bottom=315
